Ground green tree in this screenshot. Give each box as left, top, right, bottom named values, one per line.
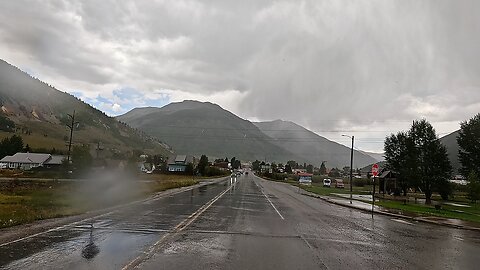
left=284, top=164, right=292, bottom=174
left=467, top=171, right=480, bottom=203
left=385, top=119, right=452, bottom=203
left=320, top=162, right=327, bottom=175
left=0, top=135, right=24, bottom=158
left=384, top=131, right=417, bottom=196
left=185, top=163, right=194, bottom=175
left=252, top=160, right=261, bottom=171
left=0, top=115, right=15, bottom=132
left=230, top=157, right=241, bottom=169
left=24, top=144, right=31, bottom=152
left=197, top=155, right=209, bottom=176
left=71, top=145, right=93, bottom=172
left=410, top=120, right=452, bottom=203
left=286, top=160, right=298, bottom=170
left=306, top=164, right=314, bottom=173
left=458, top=113, right=480, bottom=177
left=328, top=168, right=340, bottom=177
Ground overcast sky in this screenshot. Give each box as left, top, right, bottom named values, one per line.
left=1, top=0, right=479, bottom=152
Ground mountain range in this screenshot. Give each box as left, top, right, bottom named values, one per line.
left=0, top=59, right=171, bottom=157
left=118, top=101, right=379, bottom=168
left=117, top=101, right=306, bottom=164
left=253, top=120, right=379, bottom=168
left=2, top=58, right=460, bottom=171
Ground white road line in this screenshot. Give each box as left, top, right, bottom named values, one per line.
left=391, top=218, right=414, bottom=225
left=0, top=178, right=228, bottom=248
left=122, top=181, right=236, bottom=270
left=454, top=236, right=464, bottom=241
left=255, top=182, right=285, bottom=220
left=0, top=210, right=117, bottom=248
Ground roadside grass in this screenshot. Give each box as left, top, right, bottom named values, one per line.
left=0, top=174, right=214, bottom=229
left=375, top=200, right=480, bottom=224
left=0, top=182, right=82, bottom=228
left=261, top=175, right=480, bottom=225
left=301, top=183, right=372, bottom=196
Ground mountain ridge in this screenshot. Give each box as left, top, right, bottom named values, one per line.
left=118, top=100, right=305, bottom=163
left=0, top=59, right=171, bottom=156
left=253, top=120, right=377, bottom=168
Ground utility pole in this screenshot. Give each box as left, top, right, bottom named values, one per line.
left=66, top=110, right=79, bottom=164
left=342, top=135, right=354, bottom=204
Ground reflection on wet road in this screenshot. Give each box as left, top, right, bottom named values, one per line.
left=0, top=178, right=232, bottom=269
left=2, top=173, right=480, bottom=269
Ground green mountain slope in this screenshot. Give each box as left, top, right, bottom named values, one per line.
left=440, top=130, right=461, bottom=174
left=117, top=101, right=304, bottom=162
left=254, top=120, right=377, bottom=168
left=0, top=59, right=171, bottom=156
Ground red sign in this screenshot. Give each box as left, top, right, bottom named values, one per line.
left=372, top=164, right=379, bottom=177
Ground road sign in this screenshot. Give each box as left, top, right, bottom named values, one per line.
left=372, top=163, right=379, bottom=177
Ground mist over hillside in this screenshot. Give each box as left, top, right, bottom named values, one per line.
left=118, top=101, right=309, bottom=163
left=0, top=59, right=171, bottom=156
left=254, top=120, right=377, bottom=168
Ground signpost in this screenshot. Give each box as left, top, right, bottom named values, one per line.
left=371, top=164, right=379, bottom=216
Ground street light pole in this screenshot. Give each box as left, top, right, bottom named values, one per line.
left=342, top=135, right=354, bottom=204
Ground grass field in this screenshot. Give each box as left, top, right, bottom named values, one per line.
left=0, top=174, right=213, bottom=228
left=375, top=200, right=480, bottom=224
left=263, top=176, right=480, bottom=225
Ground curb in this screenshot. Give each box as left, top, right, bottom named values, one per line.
left=302, top=191, right=480, bottom=232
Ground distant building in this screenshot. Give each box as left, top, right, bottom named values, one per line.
left=213, top=161, right=229, bottom=171
left=298, top=173, right=313, bottom=185
left=0, top=152, right=64, bottom=170
left=292, top=169, right=306, bottom=174
left=378, top=170, right=398, bottom=194
left=261, top=164, right=272, bottom=173
left=167, top=155, right=195, bottom=172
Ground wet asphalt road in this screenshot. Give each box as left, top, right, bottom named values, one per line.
left=1, top=173, right=480, bottom=269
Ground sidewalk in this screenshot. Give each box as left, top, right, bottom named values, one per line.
left=302, top=190, right=480, bottom=232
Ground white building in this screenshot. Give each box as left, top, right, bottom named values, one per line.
left=0, top=153, right=64, bottom=170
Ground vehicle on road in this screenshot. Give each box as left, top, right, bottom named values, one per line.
left=334, top=179, right=345, bottom=188
left=298, top=173, right=313, bottom=185
left=323, top=178, right=331, bottom=187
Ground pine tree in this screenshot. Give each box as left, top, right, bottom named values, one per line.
left=458, top=113, right=480, bottom=177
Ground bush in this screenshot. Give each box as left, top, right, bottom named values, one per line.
left=352, top=178, right=369, bottom=187
left=263, top=172, right=288, bottom=181
left=204, top=166, right=227, bottom=177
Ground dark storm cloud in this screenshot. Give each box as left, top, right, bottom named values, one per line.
left=0, top=0, right=479, bottom=151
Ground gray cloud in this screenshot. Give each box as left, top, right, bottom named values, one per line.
left=0, top=0, right=479, bottom=152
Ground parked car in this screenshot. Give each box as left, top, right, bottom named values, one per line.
left=298, top=173, right=313, bottom=185
left=334, top=179, right=345, bottom=188
left=323, top=178, right=331, bottom=187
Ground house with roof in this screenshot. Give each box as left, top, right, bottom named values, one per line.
left=0, top=152, right=65, bottom=170
left=167, top=155, right=195, bottom=172
left=378, top=170, right=398, bottom=194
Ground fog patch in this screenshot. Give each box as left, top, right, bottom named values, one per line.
left=71, top=168, right=143, bottom=210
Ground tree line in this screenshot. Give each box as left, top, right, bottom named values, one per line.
left=384, top=114, right=480, bottom=204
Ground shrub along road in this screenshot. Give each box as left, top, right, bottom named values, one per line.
left=1, top=173, right=479, bottom=269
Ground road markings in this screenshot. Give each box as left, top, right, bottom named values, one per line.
left=454, top=236, right=464, bottom=241
left=0, top=178, right=228, bottom=248
left=391, top=218, right=414, bottom=225
left=255, top=182, right=285, bottom=220
left=0, top=210, right=117, bottom=248
left=122, top=180, right=236, bottom=270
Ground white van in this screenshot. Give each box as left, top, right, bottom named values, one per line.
left=323, top=178, right=331, bottom=187
left=298, top=173, right=313, bottom=185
